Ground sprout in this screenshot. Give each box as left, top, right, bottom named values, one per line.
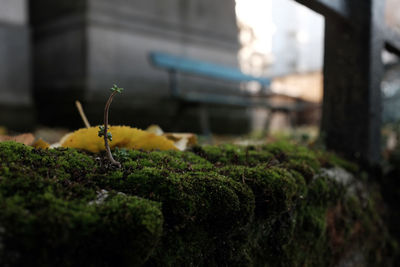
left=98, top=84, right=124, bottom=167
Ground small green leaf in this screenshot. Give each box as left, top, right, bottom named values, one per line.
left=111, top=84, right=124, bottom=93
left=98, top=125, right=105, bottom=137
left=107, top=132, right=113, bottom=141
left=113, top=147, right=130, bottom=161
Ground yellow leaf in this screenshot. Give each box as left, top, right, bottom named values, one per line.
left=0, top=126, right=6, bottom=135
left=32, top=138, right=50, bottom=149
left=60, top=126, right=178, bottom=152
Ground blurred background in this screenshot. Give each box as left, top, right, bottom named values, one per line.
left=0, top=0, right=399, bottom=137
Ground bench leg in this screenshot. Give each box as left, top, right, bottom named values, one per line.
left=265, top=109, right=293, bottom=133
left=199, top=104, right=212, bottom=136
left=170, top=101, right=185, bottom=132
left=287, top=111, right=295, bottom=129
left=171, top=101, right=212, bottom=136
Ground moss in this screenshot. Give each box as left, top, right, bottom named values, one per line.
left=263, top=141, right=321, bottom=180
left=0, top=190, right=163, bottom=267
left=0, top=142, right=163, bottom=267
left=306, top=175, right=343, bottom=206
left=335, top=190, right=398, bottom=266
left=281, top=205, right=330, bottom=267
left=0, top=141, right=397, bottom=266
left=218, top=164, right=306, bottom=218
left=241, top=166, right=336, bottom=267
left=193, top=142, right=321, bottom=180
left=94, top=165, right=255, bottom=266
left=318, top=152, right=359, bottom=174
left=192, top=144, right=274, bottom=166
left=118, top=149, right=214, bottom=173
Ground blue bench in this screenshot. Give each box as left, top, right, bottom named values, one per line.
left=149, top=51, right=308, bottom=134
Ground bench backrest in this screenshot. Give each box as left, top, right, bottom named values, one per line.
left=149, top=52, right=271, bottom=87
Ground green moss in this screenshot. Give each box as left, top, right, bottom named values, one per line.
left=218, top=164, right=306, bottom=218
left=318, top=152, right=359, bottom=173
left=192, top=144, right=274, bottom=166
left=0, top=141, right=397, bottom=266
left=94, top=164, right=255, bottom=266
left=0, top=190, right=163, bottom=267
left=281, top=205, right=330, bottom=267
left=0, top=142, right=163, bottom=267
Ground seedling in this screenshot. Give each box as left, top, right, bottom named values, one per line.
left=98, top=84, right=124, bottom=167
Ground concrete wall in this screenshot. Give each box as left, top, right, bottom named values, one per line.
left=31, top=0, right=249, bottom=133
left=0, top=0, right=27, bottom=24
left=0, top=0, right=32, bottom=130
left=86, top=0, right=239, bottom=97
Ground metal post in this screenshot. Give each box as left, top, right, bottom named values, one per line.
left=168, top=69, right=180, bottom=97
left=321, top=0, right=385, bottom=165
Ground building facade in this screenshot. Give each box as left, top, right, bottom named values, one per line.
left=1, top=0, right=247, bottom=133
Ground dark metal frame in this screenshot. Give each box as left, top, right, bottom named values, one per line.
left=295, top=0, right=400, bottom=165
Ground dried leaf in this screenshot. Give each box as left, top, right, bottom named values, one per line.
left=146, top=124, right=164, bottom=135
left=34, top=127, right=70, bottom=144
left=61, top=126, right=178, bottom=152
left=146, top=125, right=197, bottom=151
left=0, top=133, right=35, bottom=146
left=163, top=133, right=197, bottom=146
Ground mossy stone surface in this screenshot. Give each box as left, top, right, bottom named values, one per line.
left=0, top=141, right=397, bottom=266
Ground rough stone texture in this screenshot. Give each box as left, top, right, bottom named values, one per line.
left=30, top=0, right=249, bottom=133
left=0, top=0, right=33, bottom=130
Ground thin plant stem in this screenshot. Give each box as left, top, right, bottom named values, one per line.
left=103, top=91, right=121, bottom=167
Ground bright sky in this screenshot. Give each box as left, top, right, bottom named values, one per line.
left=235, top=0, right=324, bottom=74
left=234, top=0, right=325, bottom=101
left=235, top=0, right=274, bottom=56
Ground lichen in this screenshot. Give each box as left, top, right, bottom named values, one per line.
left=0, top=141, right=397, bottom=266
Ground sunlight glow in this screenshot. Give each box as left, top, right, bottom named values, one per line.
left=235, top=0, right=274, bottom=77
left=235, top=0, right=324, bottom=102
